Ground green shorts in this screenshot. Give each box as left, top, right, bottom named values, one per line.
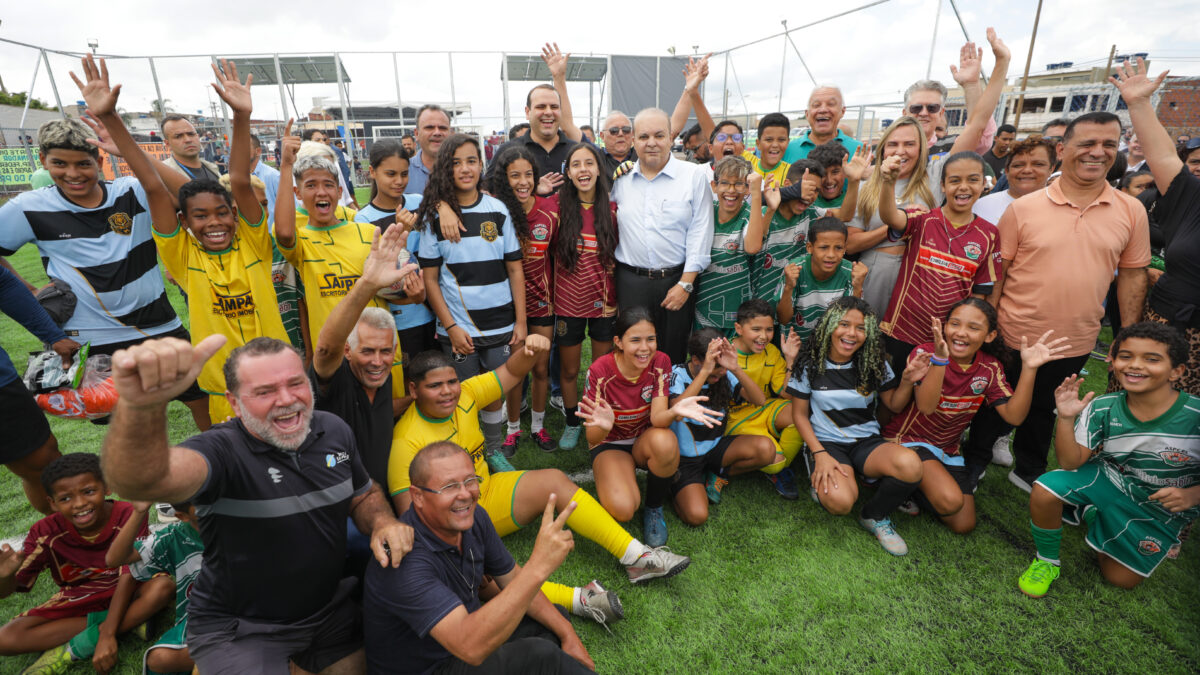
left=143, top=617, right=188, bottom=674
left=1037, top=462, right=1190, bottom=578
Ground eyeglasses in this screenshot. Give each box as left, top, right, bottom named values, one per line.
left=715, top=132, right=743, bottom=143
left=606, top=125, right=633, bottom=136
left=716, top=180, right=748, bottom=189
left=907, top=103, right=942, bottom=114
left=413, top=475, right=483, bottom=495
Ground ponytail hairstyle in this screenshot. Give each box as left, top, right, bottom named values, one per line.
left=612, top=306, right=655, bottom=348
left=944, top=297, right=1013, bottom=368
left=484, top=146, right=540, bottom=249
left=792, top=296, right=889, bottom=395
left=686, top=328, right=733, bottom=412
left=415, top=133, right=480, bottom=233
left=367, top=138, right=411, bottom=203
left=556, top=142, right=618, bottom=271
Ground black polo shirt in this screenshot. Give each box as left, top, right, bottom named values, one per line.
left=486, top=129, right=578, bottom=185
left=363, top=505, right=515, bottom=675
left=311, top=361, right=394, bottom=489
left=600, top=147, right=637, bottom=181
left=183, top=411, right=371, bottom=622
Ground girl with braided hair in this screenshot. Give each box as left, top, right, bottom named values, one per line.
left=787, top=296, right=930, bottom=556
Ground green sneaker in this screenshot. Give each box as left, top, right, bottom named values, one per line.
left=1018, top=559, right=1060, bottom=598
left=486, top=451, right=516, bottom=473
left=21, top=645, right=74, bottom=675
left=705, top=472, right=728, bottom=504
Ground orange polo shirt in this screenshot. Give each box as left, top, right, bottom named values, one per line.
left=996, top=180, right=1150, bottom=358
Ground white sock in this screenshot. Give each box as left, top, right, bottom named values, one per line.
left=531, top=410, right=545, bottom=433
left=570, top=586, right=585, bottom=615
left=619, top=539, right=651, bottom=565
left=480, top=408, right=504, bottom=425
left=507, top=420, right=521, bottom=435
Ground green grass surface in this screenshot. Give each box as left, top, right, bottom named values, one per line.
left=1, top=234, right=1198, bottom=674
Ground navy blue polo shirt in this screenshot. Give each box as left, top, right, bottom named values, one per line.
left=183, top=411, right=371, bottom=622
left=363, top=504, right=515, bottom=675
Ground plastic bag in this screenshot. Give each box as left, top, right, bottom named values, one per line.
left=34, top=354, right=119, bottom=420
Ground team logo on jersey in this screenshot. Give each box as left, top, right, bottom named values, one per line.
left=317, top=272, right=360, bottom=298
left=325, top=451, right=350, bottom=468
left=212, top=291, right=256, bottom=319
left=556, top=320, right=568, bottom=337
left=272, top=270, right=286, bottom=284
left=531, top=224, right=549, bottom=241
left=1159, top=449, right=1193, bottom=466
left=641, top=385, right=654, bottom=402
left=268, top=467, right=282, bottom=484
left=970, top=376, right=988, bottom=394
left=963, top=243, right=982, bottom=260
left=723, top=240, right=739, bottom=251
left=107, top=212, right=133, bottom=235
left=1138, top=537, right=1163, bottom=556
left=480, top=221, right=499, bottom=242
left=762, top=253, right=774, bottom=269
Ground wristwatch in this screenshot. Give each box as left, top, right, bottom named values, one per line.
left=676, top=281, right=694, bottom=293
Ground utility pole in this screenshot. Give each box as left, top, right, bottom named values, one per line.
left=1012, top=0, right=1043, bottom=131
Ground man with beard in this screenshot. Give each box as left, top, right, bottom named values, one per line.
left=100, top=333, right=414, bottom=674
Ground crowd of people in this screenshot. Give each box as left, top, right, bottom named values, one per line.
left=0, top=29, right=1196, bottom=674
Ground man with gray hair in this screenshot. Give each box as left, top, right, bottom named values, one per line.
left=611, top=107, right=714, bottom=363
left=783, top=85, right=862, bottom=164
left=903, top=36, right=1001, bottom=158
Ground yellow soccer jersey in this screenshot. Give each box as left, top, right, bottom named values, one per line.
left=736, top=343, right=788, bottom=399
left=388, top=371, right=504, bottom=495
left=743, top=150, right=791, bottom=187
left=153, top=210, right=287, bottom=395
left=294, top=204, right=357, bottom=230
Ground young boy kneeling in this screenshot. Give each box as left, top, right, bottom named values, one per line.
left=1019, top=323, right=1200, bottom=597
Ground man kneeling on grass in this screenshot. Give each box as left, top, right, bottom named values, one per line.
left=366, top=441, right=595, bottom=674
left=1019, top=323, right=1200, bottom=597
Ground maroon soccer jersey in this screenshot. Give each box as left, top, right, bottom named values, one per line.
left=553, top=202, right=618, bottom=319
left=523, top=196, right=559, bottom=319
left=881, top=209, right=1002, bottom=345
left=883, top=343, right=1013, bottom=456
left=16, top=500, right=146, bottom=620
left=584, top=351, right=671, bottom=443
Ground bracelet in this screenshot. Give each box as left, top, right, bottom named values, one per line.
left=810, top=449, right=828, bottom=456
left=444, top=323, right=457, bottom=331
left=929, top=356, right=950, bottom=366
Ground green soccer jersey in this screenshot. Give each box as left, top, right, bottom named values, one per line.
left=130, top=522, right=204, bottom=618
left=1075, top=390, right=1200, bottom=519
left=783, top=255, right=854, bottom=343
left=751, top=206, right=816, bottom=305
left=696, top=202, right=754, bottom=331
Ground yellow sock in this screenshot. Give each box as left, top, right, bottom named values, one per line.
left=761, top=427, right=803, bottom=474
left=541, top=581, right=576, bottom=610
left=564, top=487, right=636, bottom=560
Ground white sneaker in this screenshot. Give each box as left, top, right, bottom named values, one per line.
left=991, top=434, right=1014, bottom=467
left=574, top=580, right=624, bottom=626
left=1008, top=470, right=1033, bottom=494
left=858, top=516, right=908, bottom=556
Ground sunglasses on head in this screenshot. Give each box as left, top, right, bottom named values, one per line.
left=606, top=125, right=632, bottom=136
left=715, top=132, right=743, bottom=143
left=1185, top=137, right=1200, bottom=150
left=907, top=103, right=942, bottom=114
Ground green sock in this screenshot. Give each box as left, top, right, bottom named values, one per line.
left=1030, top=521, right=1063, bottom=565
left=65, top=609, right=107, bottom=659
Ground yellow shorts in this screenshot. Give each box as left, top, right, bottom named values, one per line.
left=479, top=470, right=528, bottom=536
left=728, top=398, right=790, bottom=441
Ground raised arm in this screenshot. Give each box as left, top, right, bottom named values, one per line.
left=211, top=60, right=263, bottom=226
left=70, top=56, right=176, bottom=234
left=669, top=54, right=711, bottom=138
left=274, top=126, right=300, bottom=248
left=833, top=146, right=873, bottom=222
left=948, top=28, right=1011, bottom=157
left=104, top=502, right=150, bottom=568
left=1110, top=58, right=1183, bottom=194
left=876, top=155, right=908, bottom=230
left=542, top=43, right=581, bottom=143
left=78, top=113, right=192, bottom=207
left=496, top=334, right=551, bottom=392
left=1051, top=375, right=1095, bottom=471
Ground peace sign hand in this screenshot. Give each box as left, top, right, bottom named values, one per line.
left=528, top=493, right=577, bottom=578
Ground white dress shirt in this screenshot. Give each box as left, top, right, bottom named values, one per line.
left=612, top=154, right=714, bottom=274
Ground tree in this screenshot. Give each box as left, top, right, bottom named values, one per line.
left=150, top=98, right=174, bottom=121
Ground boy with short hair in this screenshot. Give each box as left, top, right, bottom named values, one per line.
left=106, top=501, right=203, bottom=675
left=751, top=159, right=821, bottom=306
left=727, top=299, right=805, bottom=499
left=776, top=216, right=868, bottom=343
left=778, top=141, right=872, bottom=223
left=1018, top=322, right=1200, bottom=597
left=0, top=453, right=171, bottom=671
left=744, top=113, right=792, bottom=185
left=694, top=156, right=768, bottom=334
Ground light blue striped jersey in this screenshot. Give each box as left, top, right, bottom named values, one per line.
left=417, top=193, right=520, bottom=347
left=0, top=178, right=181, bottom=346
left=787, top=359, right=898, bottom=443
left=669, top=364, right=739, bottom=458
left=355, top=195, right=433, bottom=331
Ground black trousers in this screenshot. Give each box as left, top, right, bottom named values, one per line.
left=434, top=615, right=593, bottom=675
left=615, top=265, right=695, bottom=364
left=962, top=352, right=1090, bottom=483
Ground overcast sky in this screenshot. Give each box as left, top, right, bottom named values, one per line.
left=2, top=0, right=1197, bottom=134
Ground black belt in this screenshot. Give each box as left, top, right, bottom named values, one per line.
left=616, top=261, right=684, bottom=280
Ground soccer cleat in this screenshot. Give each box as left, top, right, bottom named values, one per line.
left=20, top=645, right=74, bottom=675
left=1008, top=470, right=1034, bottom=494
left=991, top=435, right=1014, bottom=467
left=558, top=425, right=582, bottom=451
left=767, top=467, right=800, bottom=500
left=1018, top=559, right=1060, bottom=598
left=486, top=451, right=516, bottom=474
left=575, top=579, right=624, bottom=626
left=643, top=506, right=668, bottom=547
left=532, top=428, right=557, bottom=453
left=549, top=394, right=565, bottom=414
left=810, top=485, right=820, bottom=505
left=625, top=547, right=691, bottom=584
left=501, top=431, right=521, bottom=458
left=705, top=472, right=729, bottom=504
left=859, top=516, right=908, bottom=556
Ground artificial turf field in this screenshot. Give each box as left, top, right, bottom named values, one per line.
left=1, top=204, right=1197, bottom=673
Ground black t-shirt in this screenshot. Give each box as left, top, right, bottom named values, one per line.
left=363, top=505, right=515, bottom=674
left=311, top=360, right=395, bottom=489
left=183, top=412, right=371, bottom=622
left=601, top=147, right=637, bottom=180
left=1148, top=166, right=1200, bottom=326
left=486, top=130, right=579, bottom=186
left=982, top=149, right=1007, bottom=178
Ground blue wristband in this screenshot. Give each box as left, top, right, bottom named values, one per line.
left=929, top=356, right=950, bottom=367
